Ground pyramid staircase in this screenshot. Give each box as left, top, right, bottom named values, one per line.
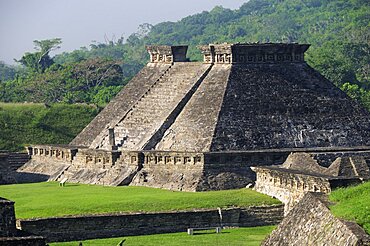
left=95, top=62, right=211, bottom=151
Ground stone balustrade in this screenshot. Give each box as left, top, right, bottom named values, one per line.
left=72, top=149, right=121, bottom=169
left=146, top=45, right=188, bottom=63
left=252, top=165, right=364, bottom=214
left=254, top=167, right=331, bottom=195
left=119, top=151, right=143, bottom=166
left=27, top=145, right=78, bottom=163
left=142, top=151, right=204, bottom=167
left=198, top=43, right=309, bottom=64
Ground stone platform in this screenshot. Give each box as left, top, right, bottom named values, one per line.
left=13, top=43, right=370, bottom=191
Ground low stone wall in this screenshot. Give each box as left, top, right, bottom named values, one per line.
left=263, top=193, right=370, bottom=246
left=253, top=167, right=332, bottom=214
left=0, top=233, right=46, bottom=246
left=0, top=198, right=46, bottom=246
left=17, top=205, right=283, bottom=242
left=0, top=198, right=17, bottom=237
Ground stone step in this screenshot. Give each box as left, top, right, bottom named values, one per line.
left=101, top=63, right=207, bottom=150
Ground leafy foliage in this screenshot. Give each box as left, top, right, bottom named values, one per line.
left=120, top=0, right=370, bottom=110
left=0, top=103, right=98, bottom=151
left=1, top=38, right=126, bottom=106
left=16, top=38, right=62, bottom=73
left=0, top=62, right=22, bottom=82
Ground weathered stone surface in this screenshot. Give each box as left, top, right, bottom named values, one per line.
left=199, top=43, right=309, bottom=64
left=16, top=43, right=370, bottom=191
left=147, top=45, right=188, bottom=63
left=155, top=64, right=231, bottom=152
left=210, top=63, right=370, bottom=151
left=70, top=63, right=172, bottom=147
left=16, top=145, right=76, bottom=183
left=253, top=152, right=369, bottom=214
left=0, top=198, right=46, bottom=246
left=0, top=235, right=45, bottom=246
left=262, top=193, right=370, bottom=246
left=155, top=62, right=370, bottom=152
left=90, top=62, right=212, bottom=151
left=0, top=152, right=30, bottom=184
left=328, top=156, right=370, bottom=177
left=17, top=205, right=283, bottom=242
left=0, top=198, right=17, bottom=237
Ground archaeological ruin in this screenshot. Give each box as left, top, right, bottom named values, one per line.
left=2, top=42, right=370, bottom=245
left=13, top=42, right=370, bottom=192
left=0, top=198, right=46, bottom=245
left=253, top=152, right=370, bottom=214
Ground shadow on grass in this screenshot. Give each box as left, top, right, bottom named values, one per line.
left=62, top=184, right=81, bottom=187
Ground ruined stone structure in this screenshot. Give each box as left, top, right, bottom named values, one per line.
left=253, top=152, right=370, bottom=214
left=17, top=205, right=283, bottom=242
left=0, top=152, right=30, bottom=184
left=263, top=193, right=370, bottom=246
left=16, top=43, right=370, bottom=191
left=0, top=198, right=45, bottom=246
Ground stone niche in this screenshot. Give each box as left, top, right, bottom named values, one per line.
left=146, top=45, right=188, bottom=63
left=198, top=43, right=310, bottom=64
left=27, top=145, right=79, bottom=164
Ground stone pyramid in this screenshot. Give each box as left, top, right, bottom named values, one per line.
left=72, top=43, right=370, bottom=152
left=22, top=43, right=370, bottom=191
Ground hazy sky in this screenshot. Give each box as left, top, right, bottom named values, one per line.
left=0, top=0, right=247, bottom=64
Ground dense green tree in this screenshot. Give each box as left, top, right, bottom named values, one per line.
left=0, top=62, right=18, bottom=82
left=16, top=38, right=62, bottom=72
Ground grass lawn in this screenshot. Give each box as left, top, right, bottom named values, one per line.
left=0, top=182, right=280, bottom=219
left=0, top=102, right=98, bottom=151
left=329, top=181, right=370, bottom=234
left=50, top=226, right=275, bottom=246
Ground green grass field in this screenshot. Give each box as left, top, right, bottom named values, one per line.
left=329, top=181, right=370, bottom=234
left=50, top=226, right=275, bottom=246
left=0, top=102, right=98, bottom=151
left=0, top=182, right=280, bottom=219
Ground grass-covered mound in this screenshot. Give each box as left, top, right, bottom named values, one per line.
left=50, top=226, right=275, bottom=246
left=1, top=182, right=280, bottom=219
left=329, top=181, right=370, bottom=234
left=0, top=103, right=98, bottom=151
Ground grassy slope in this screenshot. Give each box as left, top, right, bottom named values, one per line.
left=329, top=181, right=370, bottom=234
left=0, top=182, right=280, bottom=219
left=0, top=103, right=98, bottom=151
left=50, top=226, right=275, bottom=246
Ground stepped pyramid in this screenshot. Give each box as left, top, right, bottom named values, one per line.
left=21, top=43, right=370, bottom=191
left=72, top=43, right=370, bottom=151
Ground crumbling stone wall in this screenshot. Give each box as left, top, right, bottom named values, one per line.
left=129, top=150, right=289, bottom=191
left=0, top=198, right=17, bottom=237
left=0, top=198, right=45, bottom=246
left=262, top=193, right=370, bottom=246
left=253, top=152, right=369, bottom=214
left=17, top=205, right=283, bottom=243
left=253, top=167, right=332, bottom=214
